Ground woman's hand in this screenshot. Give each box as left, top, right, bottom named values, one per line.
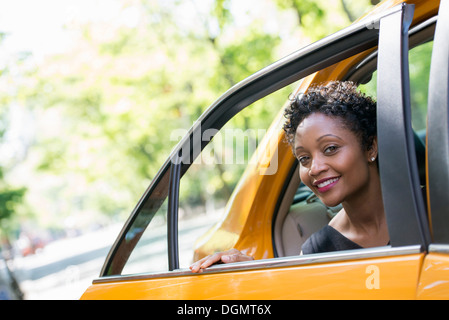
left=189, top=248, right=254, bottom=273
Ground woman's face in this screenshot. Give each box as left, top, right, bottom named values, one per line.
left=294, top=113, right=375, bottom=207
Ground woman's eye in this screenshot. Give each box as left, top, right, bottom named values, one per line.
left=298, top=156, right=310, bottom=165
left=324, top=145, right=339, bottom=154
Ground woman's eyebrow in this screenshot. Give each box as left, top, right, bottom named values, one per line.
left=295, top=134, right=343, bottom=152
left=316, top=134, right=343, bottom=142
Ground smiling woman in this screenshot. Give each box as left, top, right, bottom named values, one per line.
left=286, top=82, right=378, bottom=205
left=285, top=81, right=388, bottom=254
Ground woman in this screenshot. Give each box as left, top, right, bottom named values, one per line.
left=190, top=81, right=389, bottom=273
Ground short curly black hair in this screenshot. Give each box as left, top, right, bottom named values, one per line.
left=283, top=81, right=377, bottom=152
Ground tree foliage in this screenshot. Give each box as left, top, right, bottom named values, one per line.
left=0, top=37, right=27, bottom=238
left=0, top=0, right=378, bottom=233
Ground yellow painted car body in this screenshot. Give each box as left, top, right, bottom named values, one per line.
left=84, top=251, right=424, bottom=299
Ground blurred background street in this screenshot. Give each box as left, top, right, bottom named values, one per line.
left=6, top=223, right=121, bottom=299
left=3, top=214, right=216, bottom=299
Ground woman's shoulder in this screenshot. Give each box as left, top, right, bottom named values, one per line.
left=301, top=225, right=362, bottom=255
left=301, top=225, right=335, bottom=255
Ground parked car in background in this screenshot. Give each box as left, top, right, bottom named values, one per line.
left=81, top=0, right=449, bottom=299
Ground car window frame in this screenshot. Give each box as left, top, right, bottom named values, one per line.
left=426, top=0, right=449, bottom=247
left=98, top=3, right=433, bottom=279
left=167, top=151, right=181, bottom=271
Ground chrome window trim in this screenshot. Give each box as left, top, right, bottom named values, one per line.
left=429, top=244, right=449, bottom=254
left=93, top=245, right=422, bottom=284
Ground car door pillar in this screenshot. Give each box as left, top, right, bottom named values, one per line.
left=376, top=3, right=430, bottom=248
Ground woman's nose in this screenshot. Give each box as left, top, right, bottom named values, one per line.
left=309, top=157, right=328, bottom=176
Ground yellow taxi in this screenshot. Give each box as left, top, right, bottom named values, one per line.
left=81, top=0, right=449, bottom=299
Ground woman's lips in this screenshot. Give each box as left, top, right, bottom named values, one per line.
left=314, top=177, right=340, bottom=193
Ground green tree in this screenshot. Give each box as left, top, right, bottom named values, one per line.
left=3, top=0, right=376, bottom=229
left=0, top=168, right=26, bottom=239
left=15, top=0, right=289, bottom=220
left=274, top=0, right=374, bottom=40
left=0, top=48, right=26, bottom=239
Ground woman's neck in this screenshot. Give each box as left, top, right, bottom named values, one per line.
left=330, top=171, right=389, bottom=247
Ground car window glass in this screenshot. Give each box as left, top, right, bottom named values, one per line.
left=121, top=198, right=168, bottom=275
left=358, top=40, right=433, bottom=133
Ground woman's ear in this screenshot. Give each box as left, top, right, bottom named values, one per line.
left=367, top=137, right=378, bottom=162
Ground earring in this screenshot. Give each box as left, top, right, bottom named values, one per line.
left=370, top=157, right=376, bottom=162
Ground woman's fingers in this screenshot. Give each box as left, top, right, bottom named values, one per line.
left=189, top=249, right=253, bottom=273
left=189, top=252, right=222, bottom=273
left=221, top=252, right=254, bottom=263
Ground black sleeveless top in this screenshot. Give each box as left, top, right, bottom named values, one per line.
left=301, top=225, right=363, bottom=254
